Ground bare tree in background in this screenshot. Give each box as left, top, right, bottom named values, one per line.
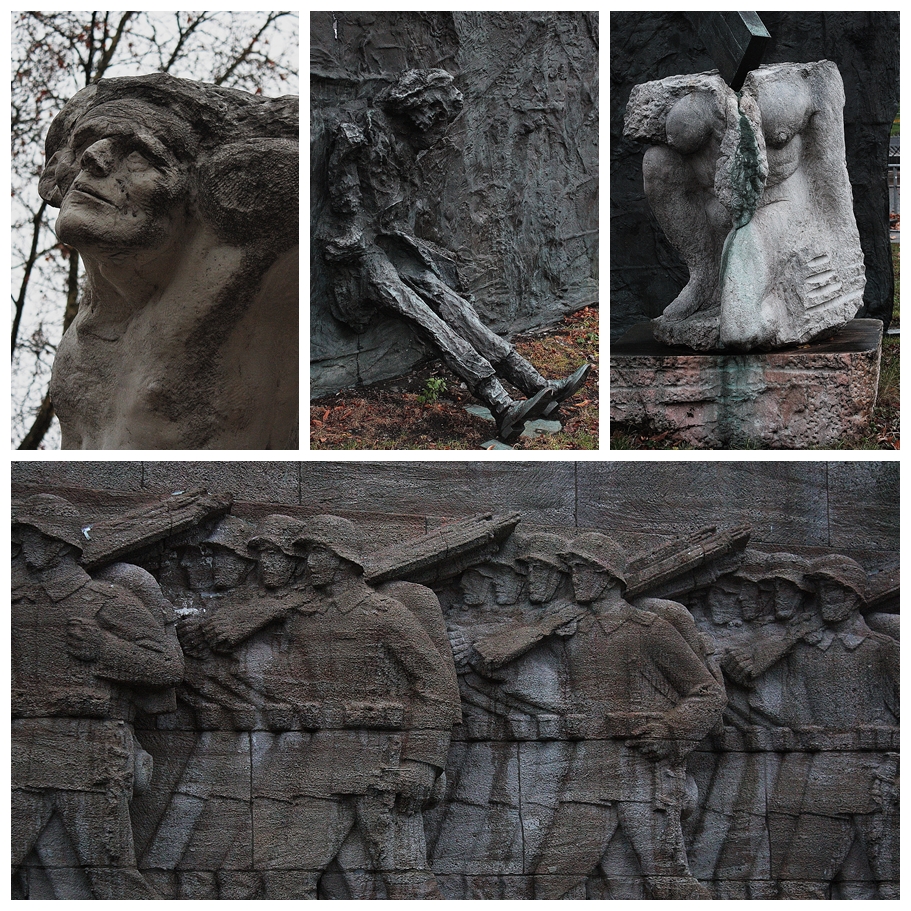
left=11, top=11, right=299, bottom=448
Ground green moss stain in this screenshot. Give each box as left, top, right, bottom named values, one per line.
left=729, top=97, right=764, bottom=230
left=720, top=96, right=766, bottom=299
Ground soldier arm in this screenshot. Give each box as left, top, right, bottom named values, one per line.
left=382, top=602, right=461, bottom=769
left=472, top=602, right=585, bottom=674
left=632, top=618, right=726, bottom=755
left=185, top=591, right=306, bottom=654
left=70, top=566, right=183, bottom=686
left=721, top=612, right=820, bottom=684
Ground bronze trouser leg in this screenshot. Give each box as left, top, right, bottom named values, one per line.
left=404, top=271, right=514, bottom=365
left=366, top=256, right=495, bottom=388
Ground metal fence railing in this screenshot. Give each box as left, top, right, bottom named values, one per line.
left=888, top=165, right=900, bottom=215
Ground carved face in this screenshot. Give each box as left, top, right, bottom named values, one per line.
left=17, top=527, right=74, bottom=572
left=460, top=569, right=492, bottom=606
left=566, top=558, right=610, bottom=605
left=52, top=104, right=188, bottom=255
left=491, top=567, right=525, bottom=606
left=525, top=560, right=563, bottom=605
left=773, top=579, right=806, bottom=621
left=816, top=578, right=858, bottom=624
left=181, top=547, right=252, bottom=592
left=736, top=580, right=762, bottom=621
left=307, top=545, right=344, bottom=589
left=257, top=544, right=297, bottom=589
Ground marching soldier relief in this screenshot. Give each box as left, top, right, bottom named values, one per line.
left=10, top=472, right=898, bottom=900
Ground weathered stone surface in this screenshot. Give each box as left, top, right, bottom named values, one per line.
left=611, top=12, right=899, bottom=340
left=11, top=465, right=899, bottom=899
left=624, top=61, right=865, bottom=350
left=611, top=318, right=882, bottom=448
left=311, top=12, right=598, bottom=396
left=12, top=460, right=898, bottom=570
left=13, top=494, right=184, bottom=899
left=40, top=73, right=299, bottom=449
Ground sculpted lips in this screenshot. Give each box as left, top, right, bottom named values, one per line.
left=71, top=182, right=117, bottom=206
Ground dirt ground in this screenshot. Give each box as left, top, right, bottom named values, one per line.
left=310, top=306, right=599, bottom=450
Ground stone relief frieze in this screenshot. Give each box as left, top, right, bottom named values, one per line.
left=11, top=490, right=898, bottom=899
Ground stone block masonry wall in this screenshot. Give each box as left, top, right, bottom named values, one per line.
left=11, top=463, right=898, bottom=899
left=11, top=461, right=899, bottom=565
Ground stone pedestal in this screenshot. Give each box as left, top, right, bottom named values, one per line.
left=611, top=318, right=882, bottom=448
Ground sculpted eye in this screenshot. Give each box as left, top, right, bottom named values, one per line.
left=125, top=150, right=152, bottom=170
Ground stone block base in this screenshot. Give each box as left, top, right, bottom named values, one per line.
left=611, top=319, right=882, bottom=448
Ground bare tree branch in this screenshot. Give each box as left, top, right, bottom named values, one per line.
left=17, top=393, right=54, bottom=449
left=95, top=12, right=136, bottom=80
left=62, top=249, right=81, bottom=333
left=11, top=199, right=48, bottom=359
left=161, top=12, right=209, bottom=74
left=213, top=12, right=291, bottom=86
left=84, top=11, right=97, bottom=84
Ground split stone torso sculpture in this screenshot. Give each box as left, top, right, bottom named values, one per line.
left=10, top=489, right=899, bottom=899
left=624, top=60, right=865, bottom=350
left=40, top=74, right=299, bottom=449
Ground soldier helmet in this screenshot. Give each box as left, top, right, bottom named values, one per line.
left=738, top=552, right=813, bottom=591
left=202, top=515, right=257, bottom=557
left=807, top=554, right=867, bottom=600
left=247, top=514, right=309, bottom=557
left=294, top=515, right=366, bottom=571
left=559, top=533, right=627, bottom=586
left=516, top=533, right=569, bottom=571
left=12, top=494, right=85, bottom=554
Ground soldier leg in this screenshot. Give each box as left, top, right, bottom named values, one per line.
left=533, top=800, right=618, bottom=899
left=856, top=809, right=899, bottom=900
left=355, top=790, right=442, bottom=899
left=12, top=789, right=55, bottom=897
left=776, top=811, right=854, bottom=899
left=257, top=794, right=356, bottom=898
left=616, top=798, right=709, bottom=899
left=55, top=788, right=158, bottom=899
left=365, top=256, right=553, bottom=440
left=407, top=271, right=590, bottom=411
left=11, top=788, right=54, bottom=870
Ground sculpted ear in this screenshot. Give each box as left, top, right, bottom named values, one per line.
left=197, top=139, right=298, bottom=250
left=38, top=151, right=66, bottom=207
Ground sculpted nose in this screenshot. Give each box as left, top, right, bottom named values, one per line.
left=80, top=138, right=116, bottom=177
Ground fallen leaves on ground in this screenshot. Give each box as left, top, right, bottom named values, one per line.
left=310, top=307, right=599, bottom=450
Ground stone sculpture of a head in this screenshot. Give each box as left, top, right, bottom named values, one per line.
left=40, top=73, right=300, bottom=450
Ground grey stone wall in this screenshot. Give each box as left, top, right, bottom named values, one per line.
left=311, top=12, right=599, bottom=396
left=611, top=12, right=899, bottom=339
left=12, top=461, right=898, bottom=569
